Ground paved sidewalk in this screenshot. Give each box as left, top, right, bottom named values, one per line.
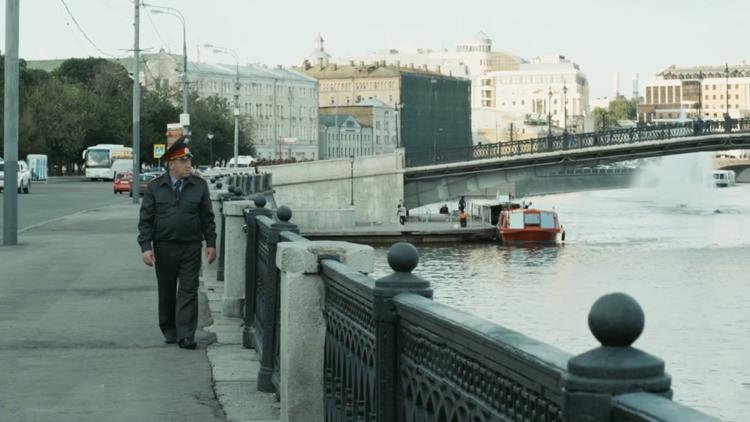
left=0, top=203, right=278, bottom=422
left=200, top=273, right=280, bottom=422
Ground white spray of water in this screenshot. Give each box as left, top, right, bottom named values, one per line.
left=634, top=152, right=719, bottom=209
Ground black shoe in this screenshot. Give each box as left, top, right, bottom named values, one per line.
left=178, top=339, right=197, bottom=350
left=164, top=336, right=177, bottom=344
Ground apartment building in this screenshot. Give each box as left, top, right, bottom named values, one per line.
left=638, top=63, right=750, bottom=123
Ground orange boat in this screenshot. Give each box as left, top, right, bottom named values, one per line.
left=497, top=203, right=563, bottom=244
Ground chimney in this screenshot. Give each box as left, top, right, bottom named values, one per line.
left=332, top=63, right=338, bottom=71
left=395, top=60, right=401, bottom=68
left=436, top=65, right=441, bottom=74
left=349, top=60, right=355, bottom=66
left=409, top=63, right=414, bottom=69
left=380, top=60, right=386, bottom=66
left=360, top=61, right=365, bottom=67
left=422, top=64, right=428, bottom=71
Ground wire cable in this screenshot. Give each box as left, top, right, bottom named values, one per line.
left=143, top=4, right=170, bottom=53
left=58, top=0, right=119, bottom=58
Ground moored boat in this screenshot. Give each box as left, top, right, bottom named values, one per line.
left=497, top=204, right=562, bottom=244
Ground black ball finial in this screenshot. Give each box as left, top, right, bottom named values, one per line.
left=588, top=293, right=644, bottom=347
left=253, top=195, right=267, bottom=208
left=234, top=188, right=243, bottom=196
left=216, top=182, right=223, bottom=189
left=227, top=185, right=235, bottom=194
left=277, top=206, right=292, bottom=222
left=387, top=242, right=419, bottom=273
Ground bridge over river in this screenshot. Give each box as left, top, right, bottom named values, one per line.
left=403, top=118, right=750, bottom=207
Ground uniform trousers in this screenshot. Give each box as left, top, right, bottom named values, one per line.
left=154, top=242, right=202, bottom=341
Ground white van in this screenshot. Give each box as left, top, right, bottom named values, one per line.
left=111, top=159, right=134, bottom=179
left=227, top=155, right=256, bottom=168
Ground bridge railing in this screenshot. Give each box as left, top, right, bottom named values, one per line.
left=231, top=200, right=724, bottom=421
left=406, top=117, right=750, bottom=167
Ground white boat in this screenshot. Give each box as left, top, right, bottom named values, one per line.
left=708, top=170, right=736, bottom=188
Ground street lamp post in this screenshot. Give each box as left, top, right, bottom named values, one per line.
left=205, top=44, right=240, bottom=167
left=562, top=81, right=568, bottom=133
left=431, top=78, right=438, bottom=163
left=150, top=6, right=188, bottom=131
left=207, top=132, right=214, bottom=167
left=547, top=86, right=553, bottom=136
left=349, top=155, right=355, bottom=206
left=394, top=103, right=403, bottom=149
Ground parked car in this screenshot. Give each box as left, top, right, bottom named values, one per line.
left=0, top=159, right=32, bottom=194
left=113, top=171, right=132, bottom=194
left=129, top=172, right=159, bottom=197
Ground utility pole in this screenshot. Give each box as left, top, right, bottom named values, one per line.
left=132, top=0, right=141, bottom=204
left=3, top=0, right=20, bottom=245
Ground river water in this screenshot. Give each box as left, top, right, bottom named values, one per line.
left=371, top=155, right=750, bottom=421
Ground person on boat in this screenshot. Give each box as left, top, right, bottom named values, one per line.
left=458, top=196, right=466, bottom=212
left=459, top=210, right=467, bottom=227
left=397, top=203, right=407, bottom=226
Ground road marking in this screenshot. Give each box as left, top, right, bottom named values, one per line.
left=19, top=204, right=130, bottom=233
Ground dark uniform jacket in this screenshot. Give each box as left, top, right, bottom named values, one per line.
left=137, top=172, right=217, bottom=252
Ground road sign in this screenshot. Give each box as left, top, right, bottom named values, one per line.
left=153, top=143, right=166, bottom=159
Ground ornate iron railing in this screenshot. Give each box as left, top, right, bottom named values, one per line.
left=395, top=294, right=568, bottom=422
left=321, top=259, right=378, bottom=422
left=233, top=200, right=724, bottom=421
left=405, top=118, right=750, bottom=167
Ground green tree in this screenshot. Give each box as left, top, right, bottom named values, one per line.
left=140, top=89, right=180, bottom=166
left=592, top=107, right=619, bottom=130
left=186, top=94, right=255, bottom=166
left=24, top=78, right=94, bottom=168
left=54, top=58, right=133, bottom=148
left=609, top=97, right=638, bottom=121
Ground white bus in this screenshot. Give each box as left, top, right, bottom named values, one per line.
left=82, top=144, right=133, bottom=180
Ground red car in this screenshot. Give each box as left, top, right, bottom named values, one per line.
left=113, top=171, right=132, bottom=194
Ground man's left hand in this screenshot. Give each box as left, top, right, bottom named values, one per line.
left=206, top=247, right=217, bottom=264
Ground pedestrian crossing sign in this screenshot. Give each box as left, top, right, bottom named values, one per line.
left=153, top=144, right=166, bottom=159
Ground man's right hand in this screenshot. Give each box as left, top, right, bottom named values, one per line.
left=142, top=250, right=156, bottom=267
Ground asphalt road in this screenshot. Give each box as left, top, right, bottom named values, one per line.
left=0, top=178, right=138, bottom=241
left=0, top=200, right=227, bottom=421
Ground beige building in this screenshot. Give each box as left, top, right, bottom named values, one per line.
left=639, top=63, right=750, bottom=123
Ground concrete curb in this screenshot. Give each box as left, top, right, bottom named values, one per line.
left=200, top=268, right=280, bottom=422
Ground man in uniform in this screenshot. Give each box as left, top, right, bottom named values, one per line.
left=137, top=138, right=217, bottom=350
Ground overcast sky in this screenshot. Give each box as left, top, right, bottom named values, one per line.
left=1, top=0, right=747, bottom=98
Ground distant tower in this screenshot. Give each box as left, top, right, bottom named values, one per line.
left=612, top=72, right=620, bottom=100
left=632, top=73, right=640, bottom=100
left=305, top=33, right=331, bottom=68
